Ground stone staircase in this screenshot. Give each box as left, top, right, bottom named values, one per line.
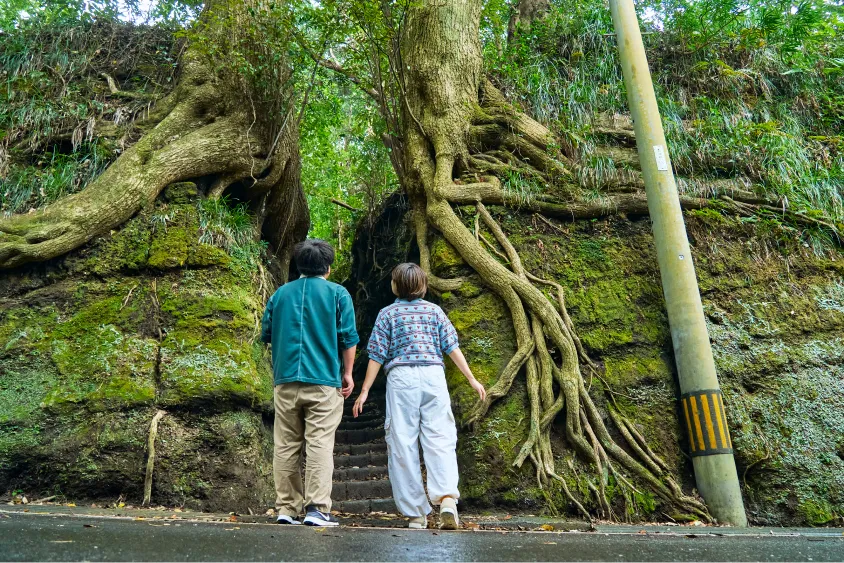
left=332, top=401, right=397, bottom=514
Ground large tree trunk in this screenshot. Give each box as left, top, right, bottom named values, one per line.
left=0, top=0, right=308, bottom=270
left=397, top=0, right=708, bottom=520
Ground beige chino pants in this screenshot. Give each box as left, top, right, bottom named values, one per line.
left=273, top=382, right=343, bottom=517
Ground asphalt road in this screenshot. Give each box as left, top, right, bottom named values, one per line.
left=2, top=512, right=843, bottom=562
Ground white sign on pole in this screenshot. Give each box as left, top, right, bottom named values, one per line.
left=653, top=145, right=669, bottom=171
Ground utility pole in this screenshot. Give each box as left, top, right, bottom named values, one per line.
left=607, top=0, right=748, bottom=526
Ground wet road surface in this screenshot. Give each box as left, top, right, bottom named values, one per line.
left=2, top=512, right=843, bottom=561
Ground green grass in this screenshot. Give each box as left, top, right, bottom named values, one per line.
left=502, top=169, right=544, bottom=206
left=0, top=14, right=180, bottom=216
left=0, top=142, right=109, bottom=215
left=197, top=197, right=267, bottom=270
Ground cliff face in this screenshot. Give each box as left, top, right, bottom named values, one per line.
left=2, top=184, right=842, bottom=525
left=349, top=197, right=844, bottom=526
left=0, top=187, right=276, bottom=512
left=430, top=210, right=843, bottom=525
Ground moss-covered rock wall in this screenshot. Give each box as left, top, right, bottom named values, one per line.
left=355, top=203, right=844, bottom=526
left=4, top=184, right=843, bottom=526
left=0, top=188, right=275, bottom=511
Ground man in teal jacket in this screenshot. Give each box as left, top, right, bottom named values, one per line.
left=261, top=239, right=358, bottom=527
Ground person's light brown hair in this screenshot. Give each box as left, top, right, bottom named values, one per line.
left=392, top=263, right=427, bottom=300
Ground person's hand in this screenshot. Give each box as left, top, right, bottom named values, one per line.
left=353, top=389, right=369, bottom=418
left=341, top=373, right=355, bottom=399
left=469, top=377, right=486, bottom=402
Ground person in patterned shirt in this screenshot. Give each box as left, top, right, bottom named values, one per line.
left=353, top=263, right=486, bottom=530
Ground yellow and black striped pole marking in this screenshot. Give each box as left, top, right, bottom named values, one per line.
left=681, top=389, right=733, bottom=456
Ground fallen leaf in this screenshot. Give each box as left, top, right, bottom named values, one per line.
left=503, top=515, right=513, bottom=520
left=638, top=530, right=647, bottom=534
left=66, top=503, right=76, bottom=507
left=539, top=524, right=554, bottom=532
left=117, top=502, right=125, bottom=508
left=543, top=541, right=557, bottom=545
left=464, top=522, right=480, bottom=530
left=228, top=515, right=238, bottom=522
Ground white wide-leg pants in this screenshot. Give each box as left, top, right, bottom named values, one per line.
left=385, top=364, right=460, bottom=518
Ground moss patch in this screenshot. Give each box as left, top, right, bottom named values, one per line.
left=0, top=193, right=273, bottom=509
left=164, top=182, right=199, bottom=204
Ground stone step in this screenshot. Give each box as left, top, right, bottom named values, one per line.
left=333, top=466, right=388, bottom=481
left=333, top=453, right=389, bottom=468
left=334, top=498, right=397, bottom=515
left=335, top=428, right=385, bottom=444
left=341, top=411, right=382, bottom=421
left=332, top=479, right=394, bottom=501
left=334, top=442, right=388, bottom=456
left=343, top=405, right=385, bottom=416
left=339, top=418, right=384, bottom=430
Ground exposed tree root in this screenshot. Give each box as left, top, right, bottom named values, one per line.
left=142, top=409, right=167, bottom=507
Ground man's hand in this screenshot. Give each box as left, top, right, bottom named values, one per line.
left=341, top=373, right=355, bottom=398
left=352, top=389, right=369, bottom=418
left=469, top=377, right=486, bottom=402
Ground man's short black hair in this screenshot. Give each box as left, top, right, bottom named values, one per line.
left=294, top=239, right=335, bottom=276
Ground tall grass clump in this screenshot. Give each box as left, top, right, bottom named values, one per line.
left=483, top=0, right=844, bottom=230
left=197, top=197, right=267, bottom=269
left=0, top=8, right=182, bottom=215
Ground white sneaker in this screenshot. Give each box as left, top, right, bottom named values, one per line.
left=276, top=514, right=301, bottom=525
left=439, top=497, right=459, bottom=530
left=408, top=516, right=427, bottom=529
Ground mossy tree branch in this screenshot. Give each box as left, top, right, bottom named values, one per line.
left=0, top=0, right=308, bottom=270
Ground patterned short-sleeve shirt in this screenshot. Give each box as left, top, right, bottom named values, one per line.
left=366, top=298, right=459, bottom=373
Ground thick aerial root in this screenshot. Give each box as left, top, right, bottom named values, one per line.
left=437, top=199, right=710, bottom=521
left=414, top=211, right=465, bottom=292
left=398, top=8, right=710, bottom=516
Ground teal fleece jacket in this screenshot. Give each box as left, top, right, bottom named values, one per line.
left=260, top=276, right=359, bottom=387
